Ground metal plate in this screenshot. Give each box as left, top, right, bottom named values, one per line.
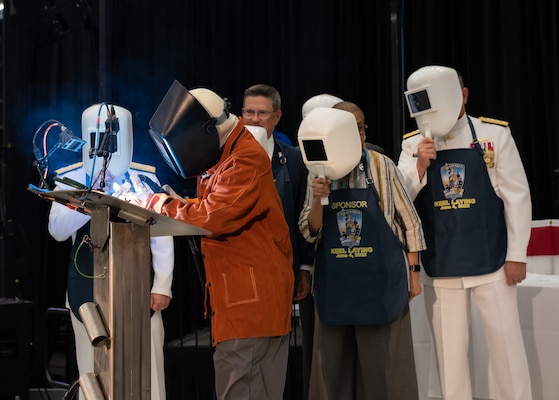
left=28, top=187, right=211, bottom=237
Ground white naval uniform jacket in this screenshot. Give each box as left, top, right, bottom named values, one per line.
left=398, top=114, right=532, bottom=289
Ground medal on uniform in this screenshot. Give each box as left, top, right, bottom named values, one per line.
left=484, top=147, right=495, bottom=168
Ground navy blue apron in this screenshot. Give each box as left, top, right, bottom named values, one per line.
left=314, top=156, right=408, bottom=325
left=414, top=117, right=507, bottom=277
left=67, top=222, right=94, bottom=322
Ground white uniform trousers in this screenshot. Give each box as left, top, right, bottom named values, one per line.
left=423, top=280, right=532, bottom=400
left=70, top=309, right=167, bottom=400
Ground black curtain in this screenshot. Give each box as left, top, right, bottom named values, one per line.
left=3, top=0, right=559, bottom=391
left=403, top=0, right=559, bottom=222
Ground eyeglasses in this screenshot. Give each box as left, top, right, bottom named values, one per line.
left=242, top=109, right=275, bottom=119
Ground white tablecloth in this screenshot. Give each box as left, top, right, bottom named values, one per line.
left=411, top=272, right=559, bottom=400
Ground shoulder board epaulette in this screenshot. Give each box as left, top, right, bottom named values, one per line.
left=479, top=116, right=509, bottom=127
left=403, top=129, right=421, bottom=140
left=54, top=161, right=83, bottom=176
left=130, top=161, right=156, bottom=173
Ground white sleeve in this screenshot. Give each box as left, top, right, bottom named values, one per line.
left=397, top=135, right=427, bottom=200
left=134, top=169, right=175, bottom=296
left=47, top=168, right=91, bottom=242
left=492, top=128, right=532, bottom=263
left=48, top=198, right=90, bottom=243
left=150, top=235, right=175, bottom=297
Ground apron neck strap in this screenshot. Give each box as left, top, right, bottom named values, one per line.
left=467, top=116, right=485, bottom=157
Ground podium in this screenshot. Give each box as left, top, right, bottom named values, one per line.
left=30, top=187, right=210, bottom=399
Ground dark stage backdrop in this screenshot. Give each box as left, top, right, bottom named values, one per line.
left=1, top=0, right=558, bottom=392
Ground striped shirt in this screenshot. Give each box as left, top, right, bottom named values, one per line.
left=299, top=149, right=426, bottom=253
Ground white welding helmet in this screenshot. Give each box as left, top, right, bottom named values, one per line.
left=404, top=66, right=463, bottom=138
left=148, top=81, right=237, bottom=178
left=81, top=104, right=133, bottom=179
left=297, top=107, right=361, bottom=180
left=190, top=88, right=237, bottom=147
left=301, top=94, right=344, bottom=119
left=245, top=125, right=268, bottom=149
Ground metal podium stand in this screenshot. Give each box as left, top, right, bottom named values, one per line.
left=29, top=187, right=210, bottom=399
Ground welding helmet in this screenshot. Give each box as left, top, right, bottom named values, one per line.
left=405, top=65, right=463, bottom=138
left=148, top=80, right=236, bottom=178
left=245, top=125, right=268, bottom=149
left=301, top=94, right=344, bottom=119
left=297, top=107, right=361, bottom=180
left=81, top=104, right=133, bottom=179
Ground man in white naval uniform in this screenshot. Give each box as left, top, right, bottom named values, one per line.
left=48, top=104, right=174, bottom=400
left=398, top=66, right=532, bottom=400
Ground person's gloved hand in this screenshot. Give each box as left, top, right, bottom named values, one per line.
left=117, top=190, right=146, bottom=206
left=143, top=193, right=172, bottom=213
left=117, top=191, right=171, bottom=214
left=161, top=184, right=186, bottom=203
